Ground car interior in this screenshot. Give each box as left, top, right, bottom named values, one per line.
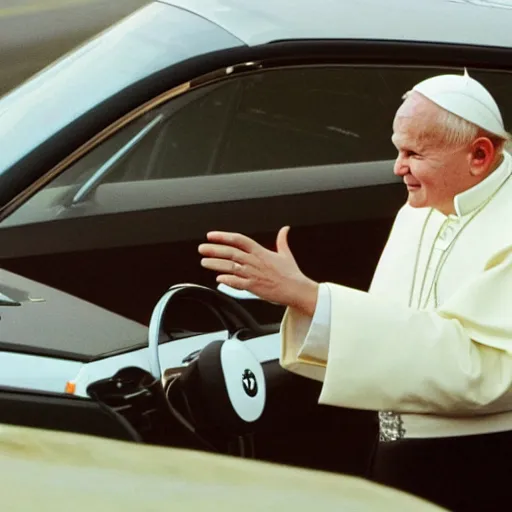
left=0, top=277, right=379, bottom=478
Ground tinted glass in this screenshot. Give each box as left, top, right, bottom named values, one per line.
left=3, top=65, right=511, bottom=229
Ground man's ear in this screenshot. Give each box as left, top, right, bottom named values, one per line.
left=469, top=137, right=496, bottom=176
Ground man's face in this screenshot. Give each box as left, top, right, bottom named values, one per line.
left=391, top=92, right=473, bottom=215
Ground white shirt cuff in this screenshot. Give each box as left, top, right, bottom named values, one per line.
left=297, top=283, right=331, bottom=362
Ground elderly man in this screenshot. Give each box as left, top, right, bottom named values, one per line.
left=198, top=72, right=512, bottom=511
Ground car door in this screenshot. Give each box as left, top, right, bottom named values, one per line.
left=1, top=59, right=512, bottom=329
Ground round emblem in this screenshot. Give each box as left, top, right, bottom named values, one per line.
left=242, top=369, right=258, bottom=397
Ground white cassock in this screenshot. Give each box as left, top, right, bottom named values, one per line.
left=280, top=151, right=512, bottom=441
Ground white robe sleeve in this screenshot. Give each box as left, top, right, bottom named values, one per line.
left=279, top=284, right=331, bottom=382
left=281, top=246, right=512, bottom=415
left=297, top=283, right=331, bottom=362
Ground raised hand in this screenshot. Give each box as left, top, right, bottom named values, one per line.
left=198, top=226, right=319, bottom=316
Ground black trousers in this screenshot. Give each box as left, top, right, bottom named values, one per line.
left=370, top=430, right=512, bottom=511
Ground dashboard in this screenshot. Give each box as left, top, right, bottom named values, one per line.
left=0, top=327, right=280, bottom=397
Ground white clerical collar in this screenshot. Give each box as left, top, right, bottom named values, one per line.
left=453, top=151, right=512, bottom=218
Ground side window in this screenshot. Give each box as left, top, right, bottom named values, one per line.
left=48, top=81, right=240, bottom=188
left=32, top=66, right=512, bottom=187
left=216, top=68, right=400, bottom=173
left=105, top=81, right=241, bottom=182
left=215, top=67, right=512, bottom=174
left=3, top=65, right=511, bottom=228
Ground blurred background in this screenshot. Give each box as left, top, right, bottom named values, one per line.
left=0, top=0, right=148, bottom=97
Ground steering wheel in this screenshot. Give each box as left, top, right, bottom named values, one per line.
left=147, top=283, right=268, bottom=434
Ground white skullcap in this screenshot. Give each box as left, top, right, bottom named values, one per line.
left=412, top=69, right=508, bottom=139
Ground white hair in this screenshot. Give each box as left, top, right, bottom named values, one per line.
left=402, top=90, right=511, bottom=152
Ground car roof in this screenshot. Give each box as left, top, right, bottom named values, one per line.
left=160, top=0, right=512, bottom=49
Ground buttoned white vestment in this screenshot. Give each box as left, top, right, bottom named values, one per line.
left=280, top=151, right=512, bottom=439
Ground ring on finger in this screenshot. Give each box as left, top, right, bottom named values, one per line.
left=232, top=261, right=244, bottom=274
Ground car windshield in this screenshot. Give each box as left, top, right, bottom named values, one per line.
left=0, top=1, right=240, bottom=183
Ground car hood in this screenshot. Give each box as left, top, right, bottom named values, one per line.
left=0, top=423, right=447, bottom=511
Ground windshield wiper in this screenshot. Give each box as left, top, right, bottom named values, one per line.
left=71, top=113, right=164, bottom=205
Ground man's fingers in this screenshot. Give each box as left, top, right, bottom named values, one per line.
left=201, top=258, right=248, bottom=276
left=206, top=231, right=262, bottom=253
left=215, top=274, right=251, bottom=290
left=198, top=243, right=252, bottom=263
left=276, top=226, right=293, bottom=257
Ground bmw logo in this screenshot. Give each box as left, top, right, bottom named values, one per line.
left=242, top=369, right=258, bottom=397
